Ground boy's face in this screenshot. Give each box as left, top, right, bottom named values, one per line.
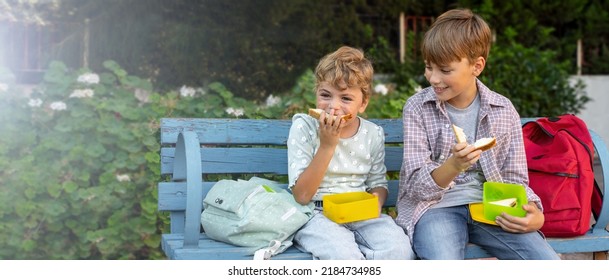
left=315, top=81, right=368, bottom=124
left=424, top=57, right=484, bottom=108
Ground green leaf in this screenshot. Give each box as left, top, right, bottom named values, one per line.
left=46, top=201, right=67, bottom=216
left=14, top=203, right=35, bottom=218
left=47, top=183, right=62, bottom=198
left=100, top=72, right=117, bottom=85
left=142, top=136, right=158, bottom=148
left=209, top=82, right=233, bottom=99
left=86, top=143, right=107, bottom=158
left=143, top=234, right=161, bottom=247
left=102, top=60, right=121, bottom=72
left=140, top=197, right=157, bottom=215
left=122, top=75, right=142, bottom=87
left=22, top=239, right=36, bottom=252
left=43, top=61, right=68, bottom=83
left=63, top=181, right=79, bottom=193
left=145, top=152, right=161, bottom=163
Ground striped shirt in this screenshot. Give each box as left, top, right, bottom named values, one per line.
left=395, top=79, right=543, bottom=239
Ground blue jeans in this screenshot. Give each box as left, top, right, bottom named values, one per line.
left=294, top=211, right=416, bottom=260
left=413, top=205, right=561, bottom=260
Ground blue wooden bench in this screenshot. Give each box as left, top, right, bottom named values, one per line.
left=158, top=117, right=609, bottom=260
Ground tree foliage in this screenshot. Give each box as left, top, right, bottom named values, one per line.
left=2, top=0, right=607, bottom=99
left=462, top=0, right=609, bottom=74
left=482, top=42, right=589, bottom=117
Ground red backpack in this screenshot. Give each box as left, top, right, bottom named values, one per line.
left=522, top=114, right=603, bottom=237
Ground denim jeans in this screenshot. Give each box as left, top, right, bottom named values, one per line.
left=294, top=211, right=416, bottom=260
left=413, top=205, right=561, bottom=260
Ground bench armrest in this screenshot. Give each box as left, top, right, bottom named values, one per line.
left=173, top=131, right=203, bottom=248
left=591, top=130, right=609, bottom=233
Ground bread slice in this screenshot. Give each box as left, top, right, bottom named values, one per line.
left=473, top=137, right=496, bottom=151
left=451, top=124, right=467, bottom=144
left=308, top=108, right=353, bottom=122
left=489, top=197, right=517, bottom=207
left=451, top=124, right=496, bottom=151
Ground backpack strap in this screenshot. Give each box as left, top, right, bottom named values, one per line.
left=534, top=115, right=594, bottom=155
left=253, top=240, right=283, bottom=260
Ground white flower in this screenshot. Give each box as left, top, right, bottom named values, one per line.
left=49, top=101, right=67, bottom=111
left=116, top=174, right=131, bottom=182
left=414, top=85, right=423, bottom=93
left=28, top=98, right=43, bottom=107
left=77, top=73, right=100, bottom=84
left=179, top=85, right=196, bottom=97
left=233, top=108, right=244, bottom=117
left=265, top=94, right=281, bottom=107
left=134, top=88, right=150, bottom=103
left=225, top=107, right=244, bottom=117
left=0, top=83, right=8, bottom=92
left=69, top=88, right=94, bottom=98
left=374, top=84, right=388, bottom=96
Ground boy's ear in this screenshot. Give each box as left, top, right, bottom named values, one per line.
left=359, top=95, right=369, bottom=113
left=473, top=56, right=486, bottom=77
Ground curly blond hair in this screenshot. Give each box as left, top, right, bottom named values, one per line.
left=314, top=46, right=373, bottom=101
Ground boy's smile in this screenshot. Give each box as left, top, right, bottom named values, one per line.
left=432, top=85, right=449, bottom=94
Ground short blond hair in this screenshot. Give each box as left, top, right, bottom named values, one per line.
left=314, top=46, right=373, bottom=101
left=422, top=9, right=491, bottom=66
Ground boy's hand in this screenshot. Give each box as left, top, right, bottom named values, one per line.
left=450, top=142, right=482, bottom=172
left=369, top=188, right=388, bottom=215
left=494, top=202, right=545, bottom=233
left=317, top=109, right=345, bottom=149
left=432, top=143, right=483, bottom=188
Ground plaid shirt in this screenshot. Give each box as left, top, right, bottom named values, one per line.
left=396, top=79, right=543, bottom=239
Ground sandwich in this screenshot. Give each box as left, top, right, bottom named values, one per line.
left=451, top=124, right=496, bottom=151
left=489, top=198, right=518, bottom=207
left=308, top=108, right=353, bottom=123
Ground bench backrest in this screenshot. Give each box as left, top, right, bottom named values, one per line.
left=159, top=118, right=403, bottom=197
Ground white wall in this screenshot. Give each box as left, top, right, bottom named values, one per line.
left=573, top=75, right=609, bottom=145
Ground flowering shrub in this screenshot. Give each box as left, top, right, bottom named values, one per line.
left=365, top=79, right=422, bottom=119
left=0, top=60, right=420, bottom=259
left=0, top=62, right=165, bottom=259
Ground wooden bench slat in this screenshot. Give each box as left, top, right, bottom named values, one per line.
left=161, top=233, right=313, bottom=260
left=547, top=232, right=609, bottom=254
left=160, top=118, right=293, bottom=145
left=158, top=181, right=401, bottom=211
left=160, top=118, right=404, bottom=145
left=160, top=147, right=404, bottom=175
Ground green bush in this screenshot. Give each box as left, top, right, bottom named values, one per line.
left=482, top=41, right=589, bottom=117
left=0, top=61, right=165, bottom=259
left=0, top=61, right=284, bottom=259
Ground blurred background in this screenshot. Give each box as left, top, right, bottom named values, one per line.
left=0, top=0, right=607, bottom=259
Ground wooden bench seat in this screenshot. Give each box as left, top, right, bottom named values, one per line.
left=158, top=118, right=609, bottom=260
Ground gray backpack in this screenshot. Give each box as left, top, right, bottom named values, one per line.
left=200, top=177, right=314, bottom=259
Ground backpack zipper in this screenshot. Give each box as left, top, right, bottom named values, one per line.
left=529, top=169, right=579, bottom=178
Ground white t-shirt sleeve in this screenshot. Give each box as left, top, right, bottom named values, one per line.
left=365, top=125, right=388, bottom=191
left=287, top=114, right=318, bottom=189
